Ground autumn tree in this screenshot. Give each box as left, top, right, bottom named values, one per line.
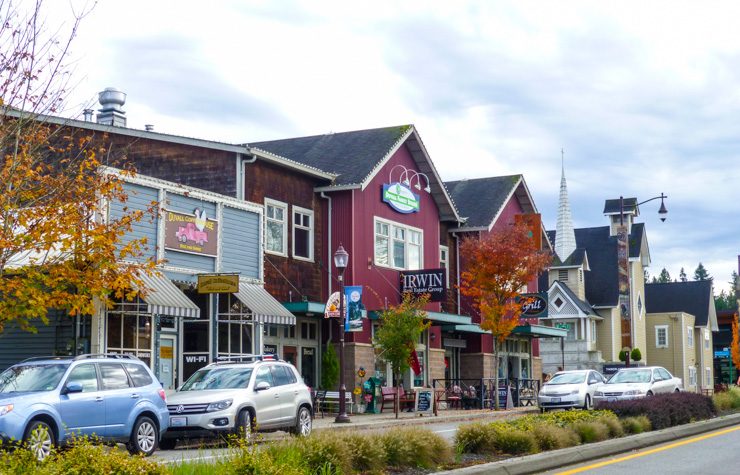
left=459, top=221, right=551, bottom=409
left=732, top=314, right=740, bottom=385
left=0, top=1, right=155, bottom=333
left=373, top=294, right=431, bottom=418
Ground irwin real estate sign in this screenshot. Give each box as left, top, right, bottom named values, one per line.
left=400, top=268, right=446, bottom=302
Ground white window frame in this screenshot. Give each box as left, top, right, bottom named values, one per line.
left=705, top=367, right=711, bottom=387
left=704, top=329, right=710, bottom=350
left=439, top=245, right=449, bottom=287
left=655, top=325, right=668, bottom=348
left=688, top=366, right=697, bottom=387
left=265, top=198, right=288, bottom=256
left=292, top=205, right=314, bottom=262
left=373, top=217, right=423, bottom=271
left=687, top=326, right=694, bottom=348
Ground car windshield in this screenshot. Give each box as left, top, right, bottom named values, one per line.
left=180, top=367, right=253, bottom=391
left=608, top=370, right=651, bottom=384
left=0, top=364, right=69, bottom=393
left=548, top=373, right=586, bottom=385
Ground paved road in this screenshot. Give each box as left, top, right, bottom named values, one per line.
left=542, top=424, right=740, bottom=475
left=153, top=420, right=464, bottom=465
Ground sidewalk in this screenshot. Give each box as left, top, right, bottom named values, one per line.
left=312, top=406, right=540, bottom=432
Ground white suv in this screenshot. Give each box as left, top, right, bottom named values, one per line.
left=161, top=359, right=312, bottom=449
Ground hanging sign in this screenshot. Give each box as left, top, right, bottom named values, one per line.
left=324, top=292, right=341, bottom=318
left=345, top=286, right=365, bottom=332
left=517, top=292, right=548, bottom=318
left=197, top=274, right=239, bottom=293
left=400, top=269, right=446, bottom=302
left=382, top=183, right=420, bottom=213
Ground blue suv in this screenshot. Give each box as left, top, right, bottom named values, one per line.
left=0, top=354, right=169, bottom=460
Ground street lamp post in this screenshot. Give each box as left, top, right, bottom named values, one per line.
left=618, top=193, right=668, bottom=368
left=334, top=244, right=351, bottom=424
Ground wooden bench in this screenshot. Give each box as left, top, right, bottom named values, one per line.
left=317, top=391, right=354, bottom=416
left=380, top=386, right=415, bottom=412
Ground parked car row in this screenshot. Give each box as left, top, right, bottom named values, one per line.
left=538, top=366, right=683, bottom=411
left=0, top=354, right=312, bottom=460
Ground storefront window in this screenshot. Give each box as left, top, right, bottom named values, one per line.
left=106, top=299, right=152, bottom=367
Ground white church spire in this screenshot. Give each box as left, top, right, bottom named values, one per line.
left=555, top=150, right=577, bottom=262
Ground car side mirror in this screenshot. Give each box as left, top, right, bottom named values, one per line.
left=63, top=382, right=83, bottom=394
left=255, top=381, right=271, bottom=391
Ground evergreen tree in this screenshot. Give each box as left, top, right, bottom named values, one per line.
left=657, top=268, right=671, bottom=283
left=694, top=263, right=711, bottom=281
left=679, top=268, right=688, bottom=282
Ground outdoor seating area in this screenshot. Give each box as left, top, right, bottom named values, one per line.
left=432, top=378, right=541, bottom=410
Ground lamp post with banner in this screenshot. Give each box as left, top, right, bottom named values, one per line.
left=333, top=244, right=351, bottom=424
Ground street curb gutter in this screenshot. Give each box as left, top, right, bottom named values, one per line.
left=436, top=412, right=740, bottom=475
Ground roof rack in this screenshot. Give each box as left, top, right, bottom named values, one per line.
left=73, top=353, right=140, bottom=361
left=213, top=353, right=281, bottom=364
left=20, top=356, right=74, bottom=363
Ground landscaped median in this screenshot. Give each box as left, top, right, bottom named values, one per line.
left=1, top=388, right=739, bottom=474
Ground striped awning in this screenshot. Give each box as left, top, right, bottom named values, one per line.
left=134, top=270, right=200, bottom=319
left=233, top=283, right=296, bottom=325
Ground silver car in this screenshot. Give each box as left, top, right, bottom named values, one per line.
left=593, top=366, right=683, bottom=404
left=538, top=370, right=606, bottom=411
left=161, top=359, right=312, bottom=449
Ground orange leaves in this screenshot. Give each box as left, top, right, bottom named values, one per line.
left=459, top=221, right=551, bottom=342
left=731, top=313, right=740, bottom=372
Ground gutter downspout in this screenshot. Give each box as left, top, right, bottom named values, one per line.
left=321, top=192, right=332, bottom=302
left=454, top=232, right=461, bottom=313
left=237, top=152, right=257, bottom=200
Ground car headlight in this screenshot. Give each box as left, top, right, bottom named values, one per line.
left=624, top=389, right=645, bottom=396
left=206, top=399, right=233, bottom=412
left=570, top=389, right=580, bottom=395
left=594, top=391, right=603, bottom=397
left=0, top=404, right=13, bottom=416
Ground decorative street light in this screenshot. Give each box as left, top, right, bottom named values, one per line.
left=618, top=193, right=668, bottom=367
left=333, top=244, right=351, bottom=424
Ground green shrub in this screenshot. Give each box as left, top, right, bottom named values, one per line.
left=229, top=446, right=305, bottom=475
left=630, top=348, right=642, bottom=362
left=620, top=415, right=651, bottom=434
left=296, top=431, right=352, bottom=475
left=713, top=386, right=740, bottom=410
left=571, top=421, right=610, bottom=444
left=531, top=424, right=580, bottom=450
left=380, top=427, right=451, bottom=468
left=596, top=415, right=624, bottom=438
left=491, top=427, right=538, bottom=455
left=0, top=447, right=51, bottom=475
left=344, top=433, right=386, bottom=474
left=455, top=422, right=497, bottom=454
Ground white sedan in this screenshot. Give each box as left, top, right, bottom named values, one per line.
left=594, top=366, right=682, bottom=404
left=538, top=370, right=606, bottom=411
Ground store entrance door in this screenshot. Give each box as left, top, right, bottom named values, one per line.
left=283, top=346, right=297, bottom=367
left=158, top=335, right=177, bottom=390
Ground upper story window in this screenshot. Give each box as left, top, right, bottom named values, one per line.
left=439, top=245, right=449, bottom=287
left=265, top=199, right=287, bottom=256
left=292, top=206, right=314, bottom=261
left=374, top=217, right=423, bottom=270
left=655, top=325, right=668, bottom=348
left=704, top=329, right=710, bottom=350
left=687, top=326, right=694, bottom=348
left=558, top=269, right=568, bottom=281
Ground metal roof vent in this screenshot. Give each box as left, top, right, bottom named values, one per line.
left=82, top=108, right=94, bottom=122
left=96, top=87, right=127, bottom=127
left=145, top=124, right=154, bottom=132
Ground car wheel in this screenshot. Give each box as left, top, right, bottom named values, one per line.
left=646, top=391, right=654, bottom=397
left=583, top=395, right=592, bottom=410
left=127, top=416, right=158, bottom=456
left=236, top=409, right=253, bottom=439
left=159, top=438, right=177, bottom=450
left=292, top=406, right=312, bottom=437
left=674, top=388, right=680, bottom=393
left=24, top=420, right=55, bottom=461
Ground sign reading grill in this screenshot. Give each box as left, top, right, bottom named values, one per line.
left=400, top=269, right=446, bottom=302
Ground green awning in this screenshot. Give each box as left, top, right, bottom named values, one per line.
left=369, top=310, right=472, bottom=325
left=281, top=301, right=326, bottom=316
left=441, top=324, right=489, bottom=334
left=511, top=323, right=568, bottom=338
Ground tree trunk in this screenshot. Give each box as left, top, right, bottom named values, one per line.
left=493, top=339, right=500, bottom=411
left=394, top=371, right=399, bottom=419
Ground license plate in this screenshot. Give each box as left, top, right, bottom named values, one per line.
left=608, top=397, right=617, bottom=402
left=170, top=416, right=187, bottom=427
left=550, top=397, right=560, bottom=403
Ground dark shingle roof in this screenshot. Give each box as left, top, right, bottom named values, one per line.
left=250, top=125, right=412, bottom=186
left=445, top=175, right=521, bottom=228
left=547, top=224, right=645, bottom=307
left=553, top=280, right=596, bottom=315
left=552, top=248, right=587, bottom=267
left=645, top=280, right=713, bottom=326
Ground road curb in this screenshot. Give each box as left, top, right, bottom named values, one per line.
left=436, top=412, right=740, bottom=475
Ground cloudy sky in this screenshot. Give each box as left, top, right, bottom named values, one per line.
left=43, top=0, right=739, bottom=292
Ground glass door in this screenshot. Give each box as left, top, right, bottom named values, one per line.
left=158, top=335, right=177, bottom=390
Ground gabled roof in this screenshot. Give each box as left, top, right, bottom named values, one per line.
left=645, top=280, right=718, bottom=330
left=547, top=224, right=646, bottom=307
left=250, top=125, right=462, bottom=222
left=445, top=175, right=537, bottom=230
left=551, top=248, right=590, bottom=270
left=251, top=125, right=412, bottom=186
left=549, top=280, right=598, bottom=317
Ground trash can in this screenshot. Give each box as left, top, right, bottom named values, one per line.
left=363, top=377, right=382, bottom=413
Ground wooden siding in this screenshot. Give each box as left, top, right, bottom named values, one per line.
left=0, top=311, right=76, bottom=371
left=221, top=205, right=260, bottom=279
left=243, top=160, right=326, bottom=303
left=165, top=192, right=218, bottom=217
left=110, top=182, right=159, bottom=262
